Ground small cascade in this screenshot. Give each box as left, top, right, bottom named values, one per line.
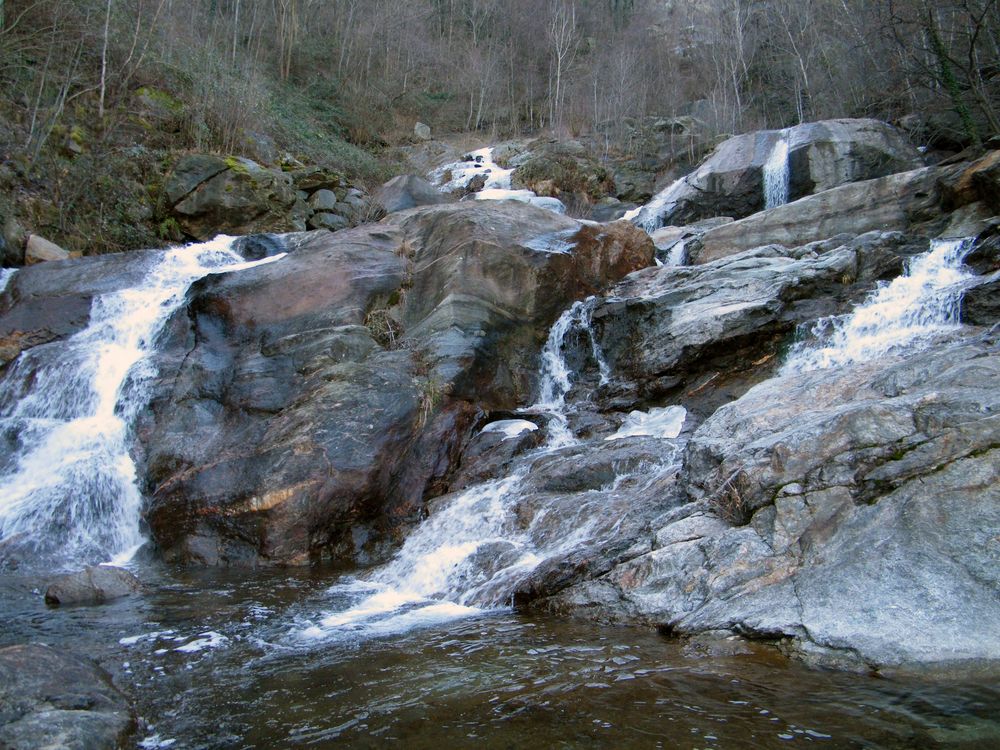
left=782, top=237, right=975, bottom=375
left=432, top=147, right=514, bottom=193
left=625, top=173, right=691, bottom=234
left=763, top=133, right=790, bottom=210
left=431, top=147, right=566, bottom=214
left=0, top=268, right=15, bottom=294
left=296, top=295, right=667, bottom=644
left=665, top=239, right=688, bottom=267
left=0, top=237, right=285, bottom=569
left=529, top=297, right=610, bottom=446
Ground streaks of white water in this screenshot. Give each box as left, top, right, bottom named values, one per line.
left=763, top=133, right=790, bottom=210
left=782, top=237, right=974, bottom=375
left=606, top=406, right=687, bottom=441
left=0, top=268, right=15, bottom=294
left=629, top=174, right=690, bottom=234
left=0, top=236, right=285, bottom=568
left=665, top=239, right=687, bottom=267
left=432, top=147, right=514, bottom=193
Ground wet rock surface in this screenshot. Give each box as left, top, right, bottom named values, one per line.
left=44, top=565, right=142, bottom=606
left=135, top=201, right=653, bottom=567
left=0, top=644, right=134, bottom=749
left=634, top=118, right=923, bottom=230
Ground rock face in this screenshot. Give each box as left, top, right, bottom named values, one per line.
left=374, top=175, right=452, bottom=214
left=691, top=162, right=962, bottom=263
left=0, top=644, right=134, bottom=749
left=44, top=565, right=142, bottom=606
left=164, top=155, right=369, bottom=240
left=136, top=202, right=653, bottom=566
left=530, top=333, right=1000, bottom=670
left=633, top=119, right=924, bottom=231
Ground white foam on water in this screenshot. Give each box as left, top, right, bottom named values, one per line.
left=605, top=406, right=687, bottom=441
left=173, top=631, right=229, bottom=653
left=782, top=237, right=975, bottom=375
left=763, top=133, right=790, bottom=210
left=0, top=237, right=286, bottom=568
left=431, top=147, right=565, bottom=214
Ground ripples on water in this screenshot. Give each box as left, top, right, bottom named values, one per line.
left=2, top=564, right=998, bottom=749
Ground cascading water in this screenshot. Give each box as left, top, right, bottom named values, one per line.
left=625, top=172, right=693, bottom=234
left=763, top=132, right=790, bottom=210
left=0, top=237, right=285, bottom=569
left=431, top=147, right=566, bottom=213
left=782, top=237, right=975, bottom=375
left=0, top=268, right=15, bottom=294
left=296, top=295, right=646, bottom=642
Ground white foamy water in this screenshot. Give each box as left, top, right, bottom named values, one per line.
left=432, top=147, right=566, bottom=213
left=782, top=237, right=975, bottom=375
left=0, top=268, right=15, bottom=294
left=296, top=295, right=641, bottom=644
left=0, top=237, right=285, bottom=568
left=763, top=133, right=790, bottom=210
left=628, top=173, right=692, bottom=234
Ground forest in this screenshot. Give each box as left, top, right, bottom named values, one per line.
left=0, top=0, right=998, bottom=254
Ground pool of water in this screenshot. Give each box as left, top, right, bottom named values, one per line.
left=2, top=563, right=998, bottom=749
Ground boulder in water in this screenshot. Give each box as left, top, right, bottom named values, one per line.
left=0, top=643, right=134, bottom=748
left=44, top=565, right=142, bottom=606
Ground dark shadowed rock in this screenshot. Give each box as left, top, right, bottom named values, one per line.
left=165, top=154, right=298, bottom=240
left=0, top=644, right=134, bottom=749
left=44, top=565, right=142, bottom=606
left=136, top=201, right=653, bottom=566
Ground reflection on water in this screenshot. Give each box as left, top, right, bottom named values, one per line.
left=2, top=563, right=998, bottom=749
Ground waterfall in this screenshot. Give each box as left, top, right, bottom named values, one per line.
left=296, top=295, right=671, bottom=643
left=782, top=237, right=974, bottom=375
left=432, top=146, right=565, bottom=213
left=625, top=173, right=691, bottom=234
left=0, top=237, right=285, bottom=570
left=763, top=133, right=790, bottom=210
left=665, top=239, right=687, bottom=267
left=0, top=268, right=15, bottom=294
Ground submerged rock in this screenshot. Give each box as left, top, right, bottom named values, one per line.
left=0, top=644, right=134, bottom=749
left=44, top=565, right=142, bottom=606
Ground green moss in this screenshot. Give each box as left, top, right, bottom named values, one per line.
left=136, top=86, right=185, bottom=114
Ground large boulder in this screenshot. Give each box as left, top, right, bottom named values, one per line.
left=584, top=232, right=924, bottom=421
left=44, top=565, right=142, bottom=606
left=164, top=154, right=298, bottom=240
left=374, top=175, right=452, bottom=214
left=690, top=162, right=963, bottom=264
left=24, top=235, right=70, bottom=265
left=137, top=201, right=653, bottom=567
left=0, top=644, right=134, bottom=749
left=633, top=119, right=924, bottom=231
left=524, top=331, right=1000, bottom=670
left=511, top=139, right=615, bottom=200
